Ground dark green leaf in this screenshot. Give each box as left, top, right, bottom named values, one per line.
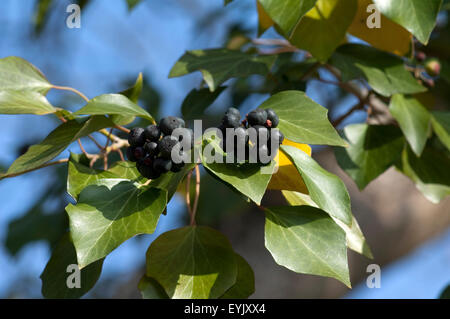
left=259, top=90, right=346, bottom=146
left=75, top=94, right=153, bottom=122
left=335, top=124, right=405, bottom=189
left=67, top=179, right=167, bottom=268
left=282, top=191, right=373, bottom=259
left=220, top=254, right=255, bottom=299
left=169, top=49, right=276, bottom=91
left=146, top=226, right=237, bottom=299
left=373, top=0, right=442, bottom=44
left=126, top=0, right=141, bottom=10
left=258, top=0, right=317, bottom=35
left=389, top=94, right=431, bottom=156
left=138, top=276, right=169, bottom=299
left=396, top=144, right=450, bottom=203
left=330, top=44, right=426, bottom=97
left=289, top=0, right=357, bottom=62
left=6, top=116, right=114, bottom=176
left=439, top=284, right=450, bottom=299
left=40, top=233, right=103, bottom=299
left=181, top=86, right=226, bottom=120
left=431, top=111, right=450, bottom=151
left=0, top=56, right=52, bottom=94
left=281, top=145, right=352, bottom=225
left=265, top=205, right=350, bottom=287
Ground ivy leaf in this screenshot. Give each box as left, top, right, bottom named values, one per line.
left=259, top=91, right=346, bottom=146
left=0, top=56, right=52, bottom=94
left=201, top=138, right=276, bottom=205
left=281, top=145, right=352, bottom=225
left=373, top=0, right=442, bottom=45
left=431, top=111, right=450, bottom=151
left=169, top=49, right=276, bottom=92
left=258, top=0, right=317, bottom=35
left=66, top=179, right=167, bottom=268
left=181, top=86, right=226, bottom=120
left=0, top=91, right=55, bottom=115
left=389, top=94, right=431, bottom=156
left=40, top=233, right=103, bottom=299
left=396, top=145, right=450, bottom=203
left=112, top=73, right=144, bottom=125
left=334, top=124, right=405, bottom=189
left=268, top=139, right=311, bottom=193
left=347, top=0, right=412, bottom=56
left=75, top=94, right=153, bottom=122
left=146, top=226, right=237, bottom=299
left=330, top=43, right=426, bottom=97
left=289, top=0, right=358, bottom=62
left=257, top=1, right=274, bottom=36
left=265, top=205, right=350, bottom=287
left=67, top=153, right=141, bottom=200
left=126, top=0, right=142, bottom=10
left=138, top=276, right=169, bottom=299
left=220, top=254, right=255, bottom=299
left=6, top=116, right=114, bottom=176
left=282, top=191, right=373, bottom=259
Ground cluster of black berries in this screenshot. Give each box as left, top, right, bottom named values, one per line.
left=217, top=107, right=284, bottom=164
left=126, top=116, right=193, bottom=179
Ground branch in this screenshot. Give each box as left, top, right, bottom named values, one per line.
left=51, top=85, right=89, bottom=102
left=186, top=169, right=193, bottom=217
left=190, top=165, right=200, bottom=226
left=1, top=159, right=69, bottom=179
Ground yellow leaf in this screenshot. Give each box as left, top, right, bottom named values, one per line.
left=267, top=139, right=311, bottom=193
left=347, top=0, right=412, bottom=56
left=257, top=0, right=274, bottom=36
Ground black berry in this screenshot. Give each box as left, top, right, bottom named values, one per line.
left=247, top=109, right=267, bottom=126
left=153, top=157, right=172, bottom=173
left=144, top=141, right=159, bottom=156
left=225, top=107, right=240, bottom=118
left=265, top=108, right=279, bottom=128
left=221, top=113, right=241, bottom=128
left=144, top=125, right=161, bottom=142
left=158, top=135, right=180, bottom=159
left=137, top=161, right=161, bottom=179
left=171, top=161, right=185, bottom=173
left=126, top=147, right=138, bottom=162
left=128, top=128, right=146, bottom=147
left=159, top=116, right=185, bottom=136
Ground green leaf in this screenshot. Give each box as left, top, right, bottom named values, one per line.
left=334, top=124, right=405, bottom=189
left=289, top=0, right=357, bottom=62
left=67, top=153, right=141, bottom=200
left=265, top=205, right=350, bottom=287
left=146, top=226, right=237, bottom=299
left=373, top=0, right=442, bottom=44
left=224, top=0, right=233, bottom=5
left=66, top=179, right=167, bottom=268
left=201, top=138, right=276, bottom=205
left=169, top=49, right=276, bottom=92
left=396, top=145, right=450, bottom=203
left=431, top=111, right=450, bottom=151
left=258, top=0, right=317, bottom=35
left=330, top=44, right=426, bottom=97
left=0, top=90, right=55, bottom=115
left=281, top=145, right=352, bottom=225
left=40, top=233, right=103, bottom=299
left=282, top=191, right=373, bottom=259
left=439, top=284, right=450, bottom=299
left=389, top=94, right=431, bottom=156
left=259, top=90, right=346, bottom=146
left=126, top=0, right=142, bottom=10
left=111, top=73, right=144, bottom=125
left=138, top=276, right=169, bottom=299
left=6, top=116, right=114, bottom=176
left=181, top=86, right=226, bottom=120
left=220, top=254, right=255, bottom=299
left=0, top=56, right=52, bottom=94
left=75, top=94, right=153, bottom=122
